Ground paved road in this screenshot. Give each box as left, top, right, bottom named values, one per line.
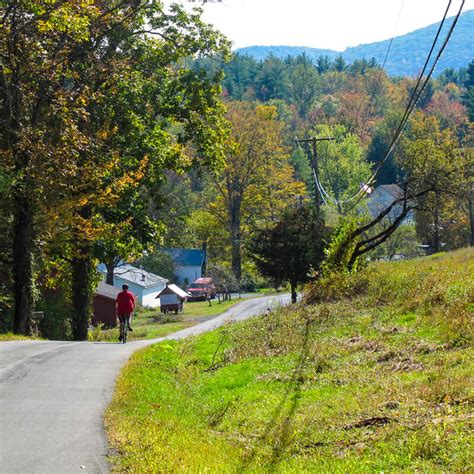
left=0, top=294, right=290, bottom=474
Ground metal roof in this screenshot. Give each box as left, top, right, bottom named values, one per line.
left=113, top=264, right=168, bottom=289
left=95, top=282, right=120, bottom=299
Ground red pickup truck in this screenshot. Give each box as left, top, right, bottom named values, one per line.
left=186, top=277, right=216, bottom=301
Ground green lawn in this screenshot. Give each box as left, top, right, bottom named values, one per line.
left=89, top=298, right=244, bottom=342
left=105, top=249, right=473, bottom=472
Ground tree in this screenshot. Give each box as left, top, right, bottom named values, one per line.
left=333, top=55, right=348, bottom=72
left=288, top=60, right=320, bottom=120
left=426, top=89, right=468, bottom=131
left=207, top=264, right=238, bottom=302
left=0, top=1, right=230, bottom=337
left=400, top=112, right=471, bottom=252
left=0, top=1, right=100, bottom=335
left=206, top=102, right=306, bottom=281
left=251, top=205, right=326, bottom=304
left=366, top=111, right=406, bottom=185
left=135, top=252, right=175, bottom=282
left=222, top=54, right=258, bottom=100
left=316, top=56, right=331, bottom=75
left=254, top=55, right=289, bottom=102
left=462, top=60, right=474, bottom=122
left=65, top=2, right=230, bottom=340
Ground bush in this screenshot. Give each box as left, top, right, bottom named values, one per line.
left=240, top=273, right=256, bottom=292
left=305, top=270, right=370, bottom=304
left=37, top=293, right=73, bottom=340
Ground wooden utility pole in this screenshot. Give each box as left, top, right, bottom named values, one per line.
left=296, top=136, right=333, bottom=209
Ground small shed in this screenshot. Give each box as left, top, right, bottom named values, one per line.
left=156, top=284, right=188, bottom=314
left=92, top=282, right=121, bottom=327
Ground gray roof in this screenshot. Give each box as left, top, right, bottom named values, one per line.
left=376, top=184, right=404, bottom=199
left=113, top=264, right=168, bottom=289
left=95, top=282, right=120, bottom=299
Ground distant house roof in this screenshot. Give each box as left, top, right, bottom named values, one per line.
left=113, top=264, right=168, bottom=289
left=160, top=248, right=206, bottom=267
left=376, top=184, right=404, bottom=200
left=95, top=282, right=120, bottom=300
left=156, top=283, right=188, bottom=299
left=365, top=184, right=414, bottom=223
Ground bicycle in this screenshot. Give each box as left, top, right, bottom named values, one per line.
left=119, top=315, right=130, bottom=344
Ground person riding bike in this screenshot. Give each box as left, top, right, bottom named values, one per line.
left=116, top=284, right=135, bottom=342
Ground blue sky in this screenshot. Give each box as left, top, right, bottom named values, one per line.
left=165, top=0, right=473, bottom=51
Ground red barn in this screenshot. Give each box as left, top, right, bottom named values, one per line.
left=92, top=282, right=121, bottom=327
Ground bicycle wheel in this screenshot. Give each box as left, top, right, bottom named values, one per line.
left=120, top=320, right=127, bottom=344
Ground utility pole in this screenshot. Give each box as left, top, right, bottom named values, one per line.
left=296, top=136, right=333, bottom=209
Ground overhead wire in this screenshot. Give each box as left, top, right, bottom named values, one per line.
left=301, top=0, right=407, bottom=210
left=295, top=0, right=465, bottom=213
left=344, top=0, right=465, bottom=214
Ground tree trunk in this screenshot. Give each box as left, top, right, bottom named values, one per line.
left=105, top=261, right=115, bottom=285
left=71, top=251, right=92, bottom=341
left=230, top=195, right=242, bottom=282
left=291, top=282, right=297, bottom=304
left=12, top=194, right=34, bottom=335
left=432, top=198, right=440, bottom=253
left=71, top=206, right=93, bottom=341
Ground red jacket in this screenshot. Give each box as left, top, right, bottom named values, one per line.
left=116, top=290, right=135, bottom=315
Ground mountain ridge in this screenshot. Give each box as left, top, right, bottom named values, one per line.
left=235, top=9, right=474, bottom=76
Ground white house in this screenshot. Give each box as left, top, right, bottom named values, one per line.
left=160, top=248, right=206, bottom=286
left=110, top=264, right=168, bottom=308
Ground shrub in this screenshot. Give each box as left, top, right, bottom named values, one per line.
left=305, top=270, right=370, bottom=304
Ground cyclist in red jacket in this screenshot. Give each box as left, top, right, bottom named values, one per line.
left=116, top=284, right=135, bottom=340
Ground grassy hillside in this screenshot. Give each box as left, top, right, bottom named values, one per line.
left=106, top=249, right=473, bottom=472
left=237, top=9, right=474, bottom=76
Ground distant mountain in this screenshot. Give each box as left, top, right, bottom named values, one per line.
left=236, top=10, right=474, bottom=77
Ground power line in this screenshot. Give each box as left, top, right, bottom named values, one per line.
left=294, top=0, right=464, bottom=214
left=344, top=0, right=465, bottom=214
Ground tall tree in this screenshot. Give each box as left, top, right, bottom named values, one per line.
left=288, top=60, right=320, bottom=120
left=207, top=102, right=306, bottom=281
left=400, top=112, right=472, bottom=252
left=0, top=1, right=99, bottom=334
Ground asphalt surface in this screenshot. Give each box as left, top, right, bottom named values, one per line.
left=0, top=294, right=290, bottom=474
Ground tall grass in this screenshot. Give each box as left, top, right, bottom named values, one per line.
left=106, top=249, right=473, bottom=473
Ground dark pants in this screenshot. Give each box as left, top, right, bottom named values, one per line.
left=118, top=314, right=131, bottom=326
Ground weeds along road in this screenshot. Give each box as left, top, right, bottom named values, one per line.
left=0, top=294, right=290, bottom=474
